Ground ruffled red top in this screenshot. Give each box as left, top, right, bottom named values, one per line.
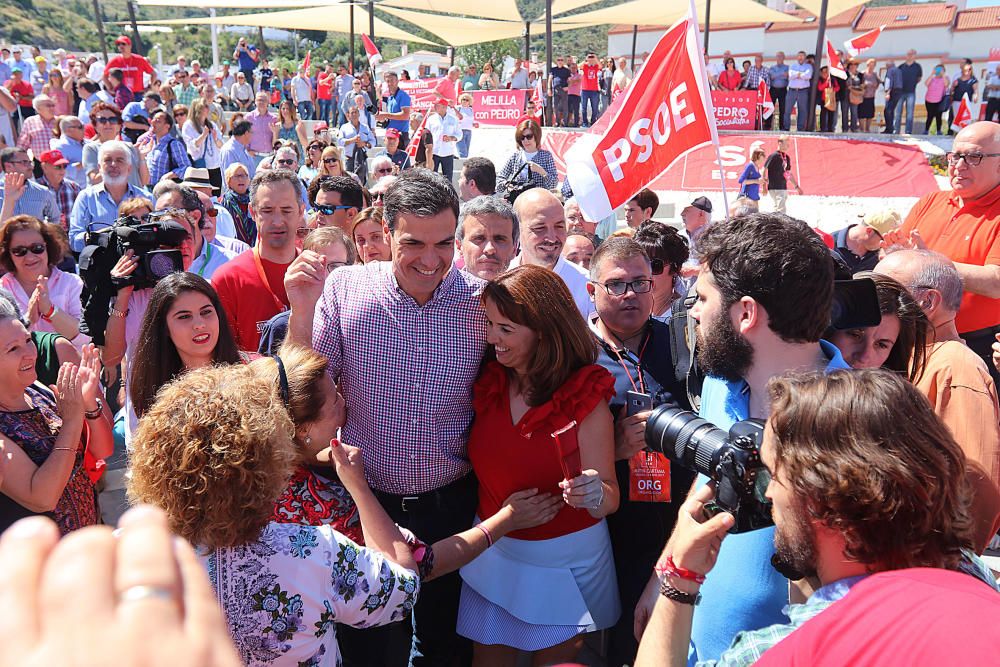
left=468, top=361, right=616, bottom=541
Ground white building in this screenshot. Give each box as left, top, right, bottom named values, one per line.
left=378, top=47, right=451, bottom=79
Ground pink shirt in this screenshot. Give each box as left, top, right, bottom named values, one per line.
left=246, top=109, right=277, bottom=153
left=926, top=75, right=947, bottom=104
left=567, top=71, right=583, bottom=96
left=1, top=268, right=90, bottom=348
left=434, top=77, right=458, bottom=104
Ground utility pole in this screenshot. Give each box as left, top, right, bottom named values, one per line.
left=545, top=0, right=552, bottom=124
left=91, top=0, right=109, bottom=62
left=349, top=3, right=356, bottom=73
left=368, top=0, right=375, bottom=42
left=807, top=0, right=830, bottom=132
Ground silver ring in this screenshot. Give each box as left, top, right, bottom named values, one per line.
left=119, top=584, right=175, bottom=605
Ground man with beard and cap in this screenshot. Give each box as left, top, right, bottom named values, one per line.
left=635, top=369, right=1000, bottom=666
left=632, top=212, right=850, bottom=664
left=510, top=187, right=592, bottom=316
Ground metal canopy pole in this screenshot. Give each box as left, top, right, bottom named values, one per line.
left=807, top=0, right=830, bottom=132
left=349, top=2, right=356, bottom=73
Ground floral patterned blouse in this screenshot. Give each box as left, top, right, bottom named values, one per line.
left=0, top=384, right=98, bottom=535
left=203, top=521, right=420, bottom=667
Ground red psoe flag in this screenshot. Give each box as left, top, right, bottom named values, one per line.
left=951, top=96, right=975, bottom=133
left=844, top=25, right=885, bottom=57
left=404, top=112, right=430, bottom=166
left=758, top=80, right=774, bottom=119
left=566, top=16, right=717, bottom=221
left=827, top=41, right=847, bottom=79
left=301, top=50, right=311, bottom=74
left=362, top=34, right=382, bottom=68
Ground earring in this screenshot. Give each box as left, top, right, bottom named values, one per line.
left=304, top=434, right=313, bottom=446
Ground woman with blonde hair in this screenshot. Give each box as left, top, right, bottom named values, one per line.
left=182, top=98, right=225, bottom=192
left=479, top=62, right=500, bottom=91
left=318, top=145, right=346, bottom=178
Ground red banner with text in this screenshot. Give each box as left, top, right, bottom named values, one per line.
left=472, top=89, right=527, bottom=127
left=565, top=16, right=717, bottom=221
left=711, top=91, right=757, bottom=131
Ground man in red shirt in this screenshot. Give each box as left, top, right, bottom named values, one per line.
left=5, top=66, right=35, bottom=129
left=887, top=120, right=1000, bottom=385
left=212, top=170, right=303, bottom=351
left=104, top=36, right=156, bottom=101
left=581, top=53, right=602, bottom=127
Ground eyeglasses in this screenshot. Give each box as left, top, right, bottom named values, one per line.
left=521, top=133, right=535, bottom=140
left=7, top=158, right=31, bottom=165
left=66, top=124, right=85, bottom=130
left=375, top=167, right=393, bottom=175
left=590, top=278, right=653, bottom=296
left=946, top=152, right=1000, bottom=167
left=308, top=144, right=324, bottom=151
left=10, top=243, right=47, bottom=258
left=326, top=261, right=348, bottom=272
left=295, top=227, right=312, bottom=238
left=316, top=204, right=354, bottom=215
left=275, top=158, right=296, bottom=166
left=174, top=111, right=188, bottom=117
left=48, top=164, right=67, bottom=171
left=94, top=116, right=120, bottom=124
left=322, top=157, right=341, bottom=164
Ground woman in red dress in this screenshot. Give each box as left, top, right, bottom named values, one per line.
left=458, top=264, right=621, bottom=666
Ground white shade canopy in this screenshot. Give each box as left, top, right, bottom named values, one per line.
left=792, top=0, right=872, bottom=21
left=546, top=0, right=803, bottom=26
left=377, top=6, right=585, bottom=46
left=380, top=0, right=523, bottom=23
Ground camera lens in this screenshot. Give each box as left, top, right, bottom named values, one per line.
left=645, top=406, right=731, bottom=476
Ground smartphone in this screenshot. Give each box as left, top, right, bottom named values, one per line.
left=625, top=391, right=653, bottom=417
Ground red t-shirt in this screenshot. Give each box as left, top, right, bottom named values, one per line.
left=212, top=249, right=291, bottom=352
left=755, top=568, right=1000, bottom=666
left=104, top=54, right=156, bottom=93
left=468, top=361, right=615, bottom=541
left=581, top=63, right=601, bottom=92
left=316, top=72, right=334, bottom=100
left=6, top=79, right=34, bottom=108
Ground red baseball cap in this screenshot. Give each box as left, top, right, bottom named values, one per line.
left=38, top=150, right=69, bottom=166
left=434, top=97, right=450, bottom=106
left=385, top=128, right=401, bottom=139
left=313, top=121, right=328, bottom=132
left=115, top=35, right=132, bottom=46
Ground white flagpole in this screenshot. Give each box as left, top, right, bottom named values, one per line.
left=689, top=0, right=730, bottom=219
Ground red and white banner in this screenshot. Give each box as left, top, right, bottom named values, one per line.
left=757, top=80, right=774, bottom=120
left=362, top=34, right=382, bottom=68
left=546, top=132, right=938, bottom=198
left=399, top=77, right=448, bottom=112
left=951, top=96, right=977, bottom=133
left=826, top=40, right=847, bottom=79
left=566, top=15, right=717, bottom=221
left=712, top=91, right=756, bottom=130
left=472, top=89, right=526, bottom=127
left=405, top=112, right=429, bottom=166
left=844, top=25, right=885, bottom=57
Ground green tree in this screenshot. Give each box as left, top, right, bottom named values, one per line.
left=457, top=38, right=520, bottom=68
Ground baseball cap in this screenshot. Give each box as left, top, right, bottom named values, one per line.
left=860, top=209, right=902, bottom=237
left=222, top=59, right=230, bottom=66
left=313, top=121, right=328, bottom=132
left=39, top=150, right=69, bottom=166
left=688, top=196, right=713, bottom=214
left=11, top=47, right=22, bottom=53
left=385, top=128, right=401, bottom=139
left=434, top=96, right=450, bottom=106
left=115, top=35, right=132, bottom=47
left=10, top=64, right=23, bottom=74
left=34, top=56, right=46, bottom=64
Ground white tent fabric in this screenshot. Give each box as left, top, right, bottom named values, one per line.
left=136, top=6, right=439, bottom=44
left=380, top=0, right=523, bottom=23
left=137, top=0, right=331, bottom=8
left=377, top=6, right=584, bottom=46
left=792, top=0, right=873, bottom=21
left=546, top=0, right=802, bottom=26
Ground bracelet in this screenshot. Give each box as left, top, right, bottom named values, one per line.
left=475, top=524, right=494, bottom=547
left=52, top=447, right=78, bottom=453
left=84, top=398, right=103, bottom=420
left=654, top=555, right=707, bottom=584
left=659, top=578, right=701, bottom=606
left=109, top=305, right=129, bottom=319
left=40, top=304, right=55, bottom=321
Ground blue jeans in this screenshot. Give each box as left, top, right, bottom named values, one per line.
left=297, top=101, right=314, bottom=121
left=785, top=88, right=810, bottom=131
left=581, top=90, right=601, bottom=126
left=457, top=129, right=472, bottom=158
left=893, top=91, right=916, bottom=134
left=317, top=99, right=333, bottom=124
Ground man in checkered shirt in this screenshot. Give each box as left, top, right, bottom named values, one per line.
left=293, top=168, right=486, bottom=665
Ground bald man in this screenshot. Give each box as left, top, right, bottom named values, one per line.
left=876, top=249, right=1000, bottom=551
left=510, top=187, right=592, bottom=316
left=886, top=121, right=1000, bottom=384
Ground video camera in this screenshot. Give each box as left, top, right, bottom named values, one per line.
left=497, top=161, right=536, bottom=205
left=645, top=408, right=772, bottom=534
left=78, top=214, right=188, bottom=344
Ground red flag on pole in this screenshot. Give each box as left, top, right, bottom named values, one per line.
left=362, top=34, right=382, bottom=68
left=530, top=83, right=543, bottom=122
left=566, top=14, right=717, bottom=221
left=405, top=112, right=430, bottom=166
left=826, top=41, right=847, bottom=79
left=301, top=50, right=311, bottom=74
left=844, top=25, right=886, bottom=57
left=757, top=80, right=774, bottom=119
left=951, top=96, right=975, bottom=133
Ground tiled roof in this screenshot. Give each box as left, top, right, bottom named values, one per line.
left=954, top=6, right=1000, bottom=31
left=608, top=23, right=763, bottom=34
left=854, top=2, right=957, bottom=31
left=766, top=7, right=861, bottom=32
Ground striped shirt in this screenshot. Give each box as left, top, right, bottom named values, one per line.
left=312, top=261, right=487, bottom=494
left=146, top=133, right=191, bottom=185
left=0, top=179, right=59, bottom=223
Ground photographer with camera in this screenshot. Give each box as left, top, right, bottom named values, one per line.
left=585, top=237, right=695, bottom=666
left=635, top=369, right=1000, bottom=666
left=633, top=212, right=848, bottom=663
left=497, top=119, right=558, bottom=197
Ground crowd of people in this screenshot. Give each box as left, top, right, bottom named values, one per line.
left=0, top=30, right=999, bottom=667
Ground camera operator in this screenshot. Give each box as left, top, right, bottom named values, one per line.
left=586, top=237, right=695, bottom=666
left=635, top=369, right=999, bottom=666
left=634, top=212, right=848, bottom=663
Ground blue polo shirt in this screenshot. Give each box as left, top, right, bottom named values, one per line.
left=384, top=88, right=411, bottom=135
left=688, top=340, right=849, bottom=664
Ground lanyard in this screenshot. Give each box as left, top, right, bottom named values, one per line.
left=252, top=246, right=290, bottom=313
left=195, top=242, right=214, bottom=278
left=606, top=326, right=652, bottom=394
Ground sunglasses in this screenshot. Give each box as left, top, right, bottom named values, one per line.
left=10, top=243, right=47, bottom=258
left=521, top=133, right=535, bottom=140
left=322, top=157, right=341, bottom=164
left=315, top=204, right=354, bottom=215
left=375, top=167, right=393, bottom=175
left=175, top=111, right=188, bottom=117
left=94, top=116, right=120, bottom=124
left=275, top=158, right=296, bottom=166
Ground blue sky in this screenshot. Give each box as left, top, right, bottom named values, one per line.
left=965, top=0, right=996, bottom=7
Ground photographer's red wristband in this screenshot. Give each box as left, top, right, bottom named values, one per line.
left=654, top=555, right=707, bottom=584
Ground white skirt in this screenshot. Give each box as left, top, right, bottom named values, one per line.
left=456, top=519, right=620, bottom=651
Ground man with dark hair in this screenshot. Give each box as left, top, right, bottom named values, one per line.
left=458, top=157, right=496, bottom=201
left=634, top=212, right=850, bottom=664
left=456, top=194, right=518, bottom=280
left=636, top=369, right=999, bottom=665
left=288, top=169, right=485, bottom=666
left=308, top=175, right=363, bottom=234
left=212, top=170, right=304, bottom=351
left=145, top=110, right=191, bottom=186
left=104, top=35, right=156, bottom=101
left=624, top=188, right=659, bottom=228
left=220, top=120, right=256, bottom=180
left=0, top=147, right=59, bottom=223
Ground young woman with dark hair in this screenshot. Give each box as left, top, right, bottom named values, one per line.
left=458, top=264, right=620, bottom=666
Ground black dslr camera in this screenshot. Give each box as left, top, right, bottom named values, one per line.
left=645, top=408, right=772, bottom=533
left=78, top=215, right=188, bottom=344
